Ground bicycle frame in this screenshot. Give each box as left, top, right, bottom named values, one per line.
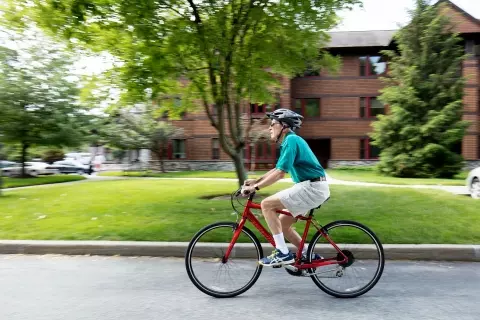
left=224, top=193, right=348, bottom=269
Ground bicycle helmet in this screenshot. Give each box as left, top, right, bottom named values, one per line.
left=266, top=108, right=303, bottom=130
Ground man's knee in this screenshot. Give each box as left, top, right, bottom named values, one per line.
left=261, top=197, right=280, bottom=213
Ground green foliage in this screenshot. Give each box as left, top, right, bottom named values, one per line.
left=98, top=108, right=184, bottom=170
left=2, top=0, right=360, bottom=183
left=42, top=149, right=65, bottom=164
left=0, top=31, right=91, bottom=175
left=370, top=0, right=469, bottom=178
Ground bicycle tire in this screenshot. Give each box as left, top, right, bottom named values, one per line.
left=307, top=220, right=385, bottom=298
left=185, top=222, right=263, bottom=298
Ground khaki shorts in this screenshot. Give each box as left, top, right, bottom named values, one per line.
left=276, top=180, right=330, bottom=217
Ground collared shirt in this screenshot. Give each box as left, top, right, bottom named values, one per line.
left=276, top=132, right=326, bottom=183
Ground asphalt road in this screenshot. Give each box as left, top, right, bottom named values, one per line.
left=0, top=255, right=478, bottom=320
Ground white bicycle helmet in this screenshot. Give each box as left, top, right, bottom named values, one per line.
left=266, top=108, right=303, bottom=130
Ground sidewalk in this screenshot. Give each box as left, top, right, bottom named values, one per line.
left=0, top=240, right=478, bottom=261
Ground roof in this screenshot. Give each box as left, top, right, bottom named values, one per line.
left=326, top=30, right=397, bottom=48
left=326, top=1, right=480, bottom=49
left=436, top=0, right=480, bottom=25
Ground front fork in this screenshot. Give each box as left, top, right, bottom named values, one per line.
left=222, top=217, right=248, bottom=263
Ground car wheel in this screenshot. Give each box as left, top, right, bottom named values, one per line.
left=471, top=177, right=480, bottom=199
left=29, top=170, right=38, bottom=177
left=77, top=170, right=84, bottom=175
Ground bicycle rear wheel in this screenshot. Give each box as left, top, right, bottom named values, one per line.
left=185, top=222, right=263, bottom=298
left=307, top=220, right=384, bottom=298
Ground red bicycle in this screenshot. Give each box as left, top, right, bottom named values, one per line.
left=185, top=189, right=385, bottom=298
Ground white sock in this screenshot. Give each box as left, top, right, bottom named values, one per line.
left=273, top=233, right=289, bottom=254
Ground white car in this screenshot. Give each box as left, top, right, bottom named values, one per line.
left=466, top=167, right=480, bottom=199
left=1, top=162, right=59, bottom=177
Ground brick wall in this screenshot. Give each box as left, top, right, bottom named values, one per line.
left=321, top=97, right=359, bottom=118
left=321, top=56, right=360, bottom=77
left=463, top=135, right=479, bottom=160
left=439, top=2, right=480, bottom=34
left=463, top=88, right=479, bottom=113
left=292, top=78, right=383, bottom=96
left=331, top=138, right=360, bottom=159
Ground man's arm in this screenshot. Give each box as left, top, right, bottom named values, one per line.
left=253, top=169, right=286, bottom=190
left=244, top=168, right=276, bottom=186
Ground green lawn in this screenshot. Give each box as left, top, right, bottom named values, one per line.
left=327, top=167, right=468, bottom=186
left=0, top=179, right=478, bottom=244
left=1, top=175, right=86, bottom=189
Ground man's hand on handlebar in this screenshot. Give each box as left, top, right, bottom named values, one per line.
left=241, top=185, right=256, bottom=197
left=243, top=179, right=257, bottom=186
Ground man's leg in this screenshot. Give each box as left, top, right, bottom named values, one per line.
left=260, top=196, right=294, bottom=265
left=280, top=215, right=312, bottom=258
left=279, top=215, right=303, bottom=250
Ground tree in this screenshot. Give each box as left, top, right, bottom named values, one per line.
left=247, top=119, right=270, bottom=172
left=42, top=149, right=65, bottom=164
left=2, top=0, right=359, bottom=184
left=101, top=109, right=184, bottom=172
left=369, top=0, right=469, bottom=178
left=0, top=32, right=88, bottom=177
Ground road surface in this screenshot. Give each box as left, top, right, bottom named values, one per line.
left=0, top=255, right=478, bottom=320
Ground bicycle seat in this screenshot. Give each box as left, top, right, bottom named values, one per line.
left=308, top=196, right=330, bottom=217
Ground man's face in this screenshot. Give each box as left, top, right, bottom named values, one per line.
left=269, top=120, right=282, bottom=141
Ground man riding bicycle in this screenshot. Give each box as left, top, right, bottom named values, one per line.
left=242, top=108, right=330, bottom=267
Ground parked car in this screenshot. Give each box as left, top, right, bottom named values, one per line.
left=64, top=152, right=92, bottom=165
left=0, top=160, right=17, bottom=169
left=1, top=162, right=59, bottom=177
left=51, top=160, right=89, bottom=174
left=466, top=167, right=480, bottom=199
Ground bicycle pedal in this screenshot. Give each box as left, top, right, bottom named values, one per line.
left=272, top=265, right=282, bottom=269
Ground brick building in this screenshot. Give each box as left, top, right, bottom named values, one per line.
left=162, top=0, right=480, bottom=171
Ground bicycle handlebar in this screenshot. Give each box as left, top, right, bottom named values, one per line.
left=231, top=187, right=256, bottom=213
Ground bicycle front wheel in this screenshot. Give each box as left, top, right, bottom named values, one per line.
left=307, top=220, right=385, bottom=298
left=185, top=222, right=263, bottom=298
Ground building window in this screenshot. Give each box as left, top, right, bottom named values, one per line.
left=212, top=138, right=220, bottom=159
left=294, top=99, right=302, bottom=115
left=294, top=98, right=321, bottom=117
left=172, top=139, right=186, bottom=159
left=360, top=97, right=385, bottom=118
left=360, top=56, right=387, bottom=76
left=360, top=138, right=380, bottom=159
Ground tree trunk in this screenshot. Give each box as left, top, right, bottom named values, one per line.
left=250, top=143, right=256, bottom=173
left=232, top=151, right=247, bottom=186
left=21, top=142, right=29, bottom=178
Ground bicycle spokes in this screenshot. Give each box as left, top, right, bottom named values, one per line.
left=185, top=222, right=263, bottom=298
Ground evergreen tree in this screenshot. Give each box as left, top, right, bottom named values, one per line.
left=370, top=0, right=469, bottom=178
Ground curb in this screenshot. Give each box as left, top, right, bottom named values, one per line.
left=0, top=241, right=478, bottom=262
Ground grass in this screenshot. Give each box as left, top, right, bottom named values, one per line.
left=1, top=175, right=86, bottom=189
left=0, top=179, right=478, bottom=244
left=327, top=166, right=468, bottom=186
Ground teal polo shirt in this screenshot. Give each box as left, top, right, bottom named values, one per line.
left=276, top=132, right=326, bottom=183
